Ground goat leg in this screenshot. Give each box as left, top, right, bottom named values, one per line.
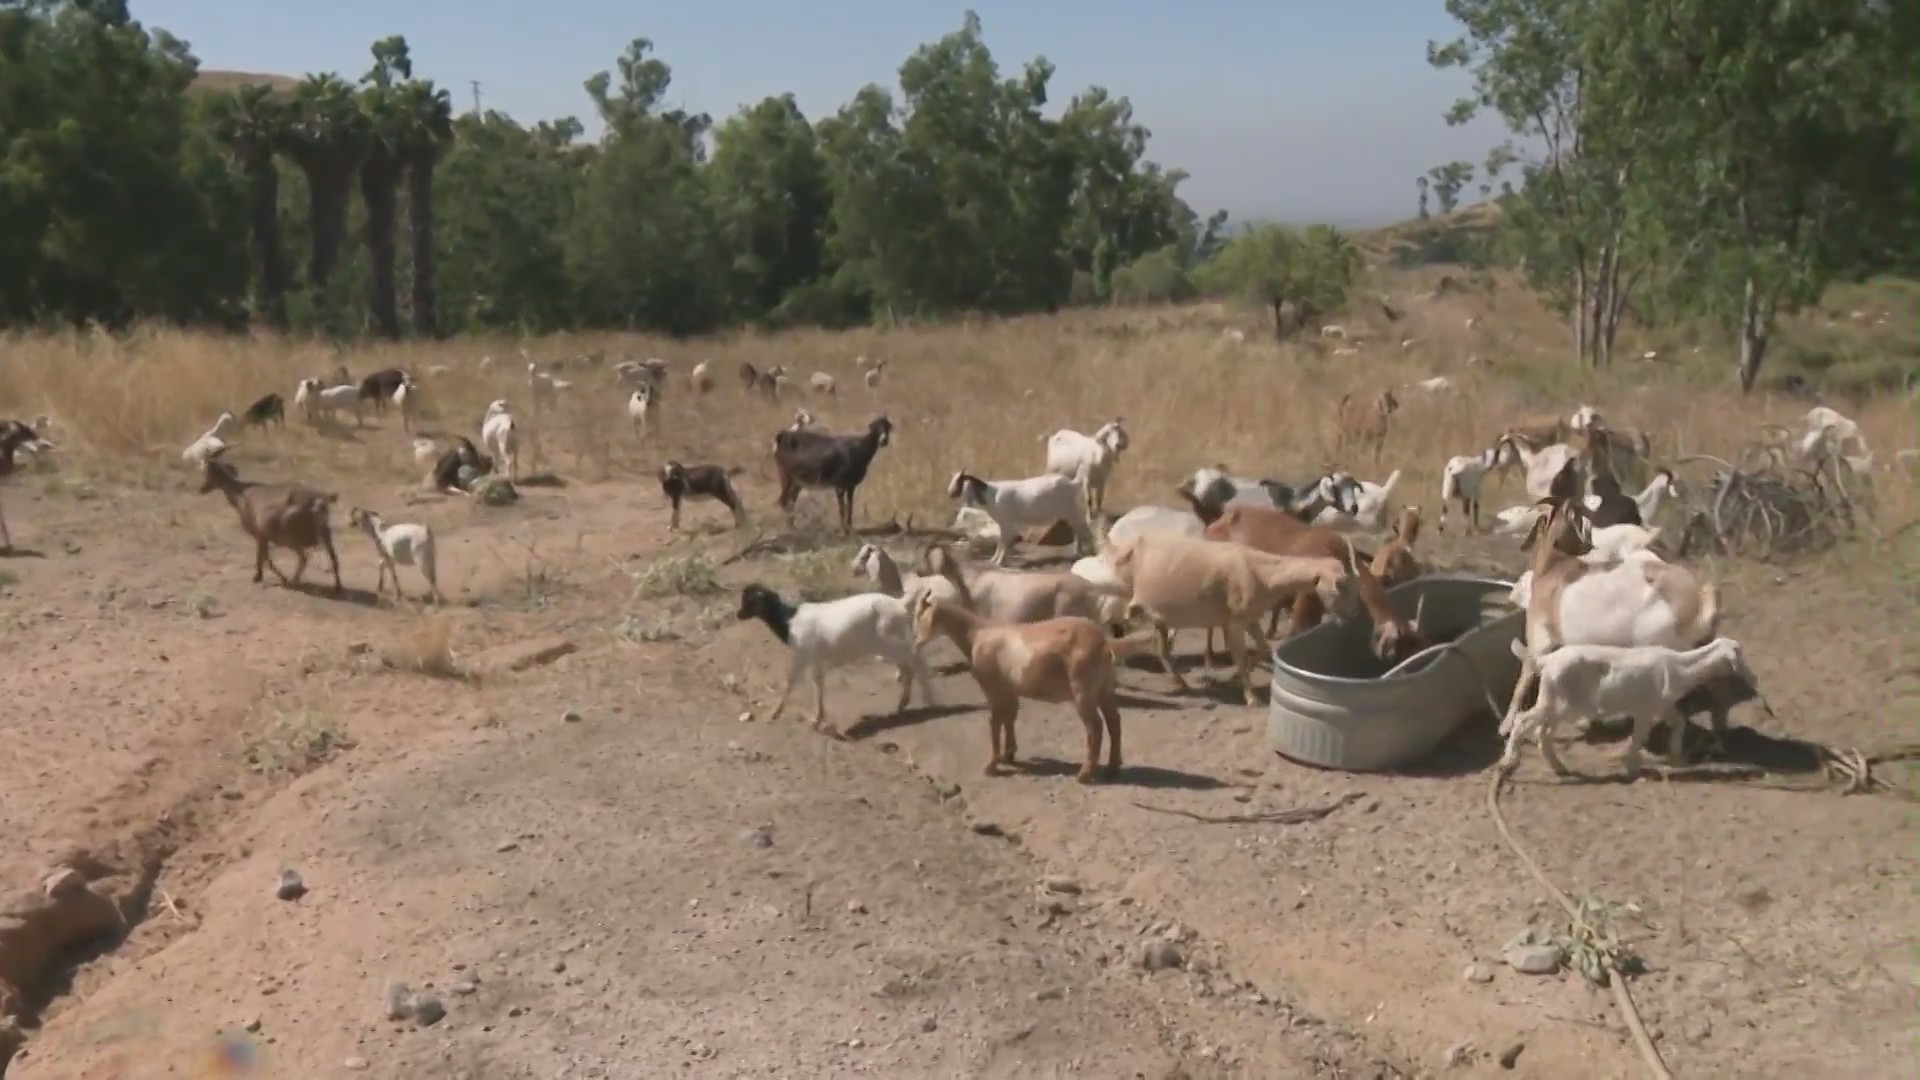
left=0, top=496, right=11, bottom=550
left=1153, top=622, right=1189, bottom=690
left=1098, top=691, right=1124, bottom=779
left=289, top=549, right=310, bottom=586
left=1075, top=700, right=1103, bottom=784
left=322, top=537, right=341, bottom=594
left=1228, top=622, right=1259, bottom=707
left=768, top=659, right=802, bottom=723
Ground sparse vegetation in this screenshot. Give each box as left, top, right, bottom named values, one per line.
left=246, top=710, right=353, bottom=775
left=627, top=552, right=722, bottom=600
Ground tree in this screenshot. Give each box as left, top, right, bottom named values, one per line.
left=1109, top=245, right=1194, bottom=305
left=1430, top=0, right=1659, bottom=369
left=394, top=79, right=453, bottom=336
left=280, top=73, right=370, bottom=331
left=1608, top=0, right=1917, bottom=391
left=1194, top=224, right=1359, bottom=340
left=1416, top=175, right=1431, bottom=221
left=707, top=93, right=832, bottom=321
left=209, top=84, right=293, bottom=328
left=1425, top=161, right=1474, bottom=214
left=356, top=36, right=413, bottom=338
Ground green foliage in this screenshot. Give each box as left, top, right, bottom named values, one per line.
left=0, top=6, right=1211, bottom=336
left=1424, top=161, right=1474, bottom=215
left=1109, top=245, right=1195, bottom=305
left=1193, top=224, right=1360, bottom=339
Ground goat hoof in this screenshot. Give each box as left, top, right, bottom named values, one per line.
left=1074, top=767, right=1098, bottom=785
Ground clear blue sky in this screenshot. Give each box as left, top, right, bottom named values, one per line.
left=136, top=0, right=1510, bottom=226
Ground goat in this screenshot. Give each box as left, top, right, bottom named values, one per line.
left=242, top=393, right=286, bottom=431
left=788, top=408, right=817, bottom=433
left=481, top=400, right=520, bottom=482
left=748, top=364, right=786, bottom=400
left=1494, top=433, right=1581, bottom=500
left=612, top=357, right=669, bottom=388
left=1175, top=466, right=1361, bottom=525
left=0, top=421, right=48, bottom=550
left=348, top=506, right=442, bottom=603
left=430, top=436, right=492, bottom=495
left=853, top=542, right=968, bottom=611
left=627, top=384, right=657, bottom=440
left=864, top=359, right=887, bottom=391
left=660, top=461, right=747, bottom=530
left=1312, top=469, right=1402, bottom=532
left=1370, top=506, right=1423, bottom=585
left=392, top=376, right=420, bottom=433
left=947, top=471, right=1093, bottom=566
left=358, top=367, right=408, bottom=413
left=527, top=362, right=570, bottom=410
left=735, top=583, right=935, bottom=738
left=1043, top=418, right=1129, bottom=516
left=1411, top=375, right=1454, bottom=393
left=917, top=541, right=1129, bottom=630
left=911, top=593, right=1126, bottom=783
left=737, top=360, right=760, bottom=393
left=1569, top=410, right=1653, bottom=488
left=1504, top=498, right=1727, bottom=756
left=182, top=412, right=239, bottom=466
left=198, top=448, right=342, bottom=594
left=1067, top=554, right=1133, bottom=633
left=772, top=415, right=892, bottom=533
left=1100, top=529, right=1353, bottom=704
left=1501, top=637, right=1759, bottom=780
left=1202, top=504, right=1425, bottom=668
left=1335, top=389, right=1399, bottom=460
left=809, top=371, right=838, bottom=395
left=689, top=359, right=714, bottom=394
left=1438, top=446, right=1501, bottom=533
left=1502, top=415, right=1570, bottom=448
left=296, top=378, right=363, bottom=425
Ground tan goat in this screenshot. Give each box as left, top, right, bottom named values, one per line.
left=916, top=541, right=1125, bottom=626
left=1370, top=506, right=1424, bottom=584
left=1101, top=530, right=1351, bottom=705
left=199, top=449, right=343, bottom=594
left=911, top=593, right=1135, bottom=783
left=1335, top=389, right=1399, bottom=460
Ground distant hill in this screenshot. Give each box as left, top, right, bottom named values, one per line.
left=1355, top=201, right=1504, bottom=265
left=190, top=70, right=300, bottom=95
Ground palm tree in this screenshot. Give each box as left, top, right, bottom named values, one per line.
left=279, top=74, right=369, bottom=329
left=209, top=84, right=292, bottom=329
left=393, top=79, right=454, bottom=337
left=358, top=92, right=405, bottom=336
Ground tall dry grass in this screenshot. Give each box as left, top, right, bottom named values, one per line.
left=2, top=269, right=1914, bottom=535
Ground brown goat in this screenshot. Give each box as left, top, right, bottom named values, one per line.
left=1204, top=504, right=1428, bottom=666
left=1370, top=506, right=1424, bottom=585
left=1336, top=389, right=1399, bottom=460
left=911, top=594, right=1131, bottom=783
left=199, top=449, right=343, bottom=593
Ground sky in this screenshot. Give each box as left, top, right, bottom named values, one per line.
left=134, top=0, right=1514, bottom=227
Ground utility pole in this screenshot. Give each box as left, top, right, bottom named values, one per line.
left=469, top=80, right=483, bottom=115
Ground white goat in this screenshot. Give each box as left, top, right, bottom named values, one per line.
left=411, top=436, right=441, bottom=467
left=392, top=376, right=420, bottom=433
left=1107, top=504, right=1206, bottom=545
left=1495, top=434, right=1581, bottom=500
left=735, top=584, right=936, bottom=738
left=809, top=372, right=838, bottom=395
left=627, top=384, right=657, bottom=439
left=181, top=412, right=238, bottom=466
left=1496, top=469, right=1683, bottom=538
left=1411, top=375, right=1454, bottom=393
left=864, top=359, right=887, bottom=391
left=689, top=359, right=714, bottom=394
left=295, top=377, right=362, bottom=425
left=1043, top=418, right=1130, bottom=515
left=1312, top=469, right=1402, bottom=532
left=1501, top=637, right=1758, bottom=779
left=948, top=471, right=1093, bottom=566
left=1438, top=447, right=1501, bottom=532
left=349, top=507, right=442, bottom=603
left=482, top=399, right=520, bottom=482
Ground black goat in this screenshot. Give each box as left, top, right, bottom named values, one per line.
left=242, top=392, right=285, bottom=430
left=0, top=421, right=47, bottom=550
left=773, top=415, right=892, bottom=533
left=1586, top=473, right=1642, bottom=528
left=358, top=367, right=408, bottom=413
left=660, top=461, right=747, bottom=530
left=431, top=436, right=493, bottom=494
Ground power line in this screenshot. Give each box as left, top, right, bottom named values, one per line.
left=469, top=80, right=483, bottom=115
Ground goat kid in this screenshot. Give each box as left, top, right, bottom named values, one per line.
left=660, top=461, right=747, bottom=530
left=349, top=507, right=442, bottom=603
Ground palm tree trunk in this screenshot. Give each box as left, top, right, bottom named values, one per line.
left=245, top=159, right=290, bottom=330
left=359, top=145, right=402, bottom=339
left=406, top=157, right=439, bottom=338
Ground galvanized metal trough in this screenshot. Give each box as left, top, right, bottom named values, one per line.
left=1267, top=575, right=1525, bottom=772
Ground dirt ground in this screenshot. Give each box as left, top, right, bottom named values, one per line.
left=0, top=410, right=1915, bottom=1079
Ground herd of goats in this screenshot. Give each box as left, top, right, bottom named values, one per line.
left=0, top=351, right=1892, bottom=785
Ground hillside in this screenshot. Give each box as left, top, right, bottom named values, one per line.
left=189, top=69, right=300, bottom=94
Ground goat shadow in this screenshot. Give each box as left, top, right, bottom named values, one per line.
left=516, top=473, right=568, bottom=489
left=1391, top=712, right=1508, bottom=778
left=281, top=580, right=382, bottom=608
left=0, top=547, right=49, bottom=560
left=1013, top=756, right=1230, bottom=791
left=841, top=703, right=976, bottom=741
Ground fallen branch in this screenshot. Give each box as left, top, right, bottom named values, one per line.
left=1131, top=792, right=1361, bottom=825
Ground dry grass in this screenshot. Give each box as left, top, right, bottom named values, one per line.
left=2, top=268, right=1914, bottom=550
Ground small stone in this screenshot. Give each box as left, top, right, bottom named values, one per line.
left=242, top=1017, right=262, bottom=1033
left=919, top=1015, right=938, bottom=1033
left=1042, top=876, right=1082, bottom=895
left=846, top=898, right=867, bottom=914
left=344, top=1057, right=369, bottom=1072
left=969, top=820, right=1004, bottom=837
left=410, top=994, right=446, bottom=1027
left=737, top=827, right=773, bottom=849
left=1443, top=1040, right=1474, bottom=1068
left=1504, top=943, right=1562, bottom=975
left=847, top=1038, right=864, bottom=1049
left=1139, top=940, right=1184, bottom=971
left=1498, top=1042, right=1525, bottom=1069
left=1031, top=987, right=1064, bottom=1002
left=275, top=870, right=305, bottom=901
left=550, top=959, right=567, bottom=973
left=935, top=782, right=962, bottom=800
left=737, top=711, right=754, bottom=723
left=494, top=840, right=519, bottom=853
left=1463, top=962, right=1495, bottom=984
left=383, top=981, right=414, bottom=1020
left=347, top=641, right=371, bottom=655
left=562, top=709, right=583, bottom=723
left=450, top=980, right=478, bottom=996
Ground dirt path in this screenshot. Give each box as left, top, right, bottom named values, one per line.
left=2, top=470, right=1914, bottom=1079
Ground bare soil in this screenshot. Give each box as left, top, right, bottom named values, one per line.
left=1, top=446, right=1914, bottom=1079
